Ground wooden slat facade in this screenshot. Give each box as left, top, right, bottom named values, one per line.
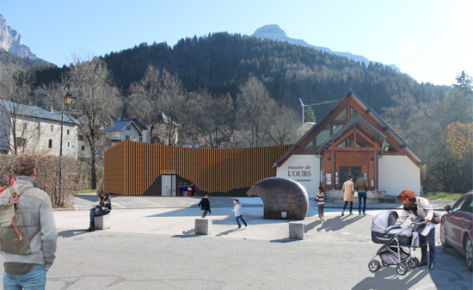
left=104, top=141, right=292, bottom=195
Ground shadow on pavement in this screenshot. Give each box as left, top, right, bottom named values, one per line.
left=317, top=215, right=363, bottom=232
left=270, top=238, right=300, bottom=243
left=216, top=228, right=245, bottom=236
left=430, top=246, right=473, bottom=289
left=172, top=228, right=198, bottom=238
left=305, top=220, right=322, bottom=233
left=352, top=266, right=429, bottom=289
left=58, top=229, right=89, bottom=239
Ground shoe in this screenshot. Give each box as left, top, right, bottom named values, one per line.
left=359, top=213, right=361, bottom=216
left=429, top=262, right=435, bottom=270
left=418, top=261, right=428, bottom=267
left=238, top=226, right=241, bottom=229
left=87, top=228, right=94, bottom=232
left=341, top=211, right=344, bottom=216
left=349, top=212, right=353, bottom=215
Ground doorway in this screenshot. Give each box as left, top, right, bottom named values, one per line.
left=161, top=175, right=176, bottom=196
left=339, top=166, right=361, bottom=185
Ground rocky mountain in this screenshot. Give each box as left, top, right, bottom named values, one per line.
left=0, top=14, right=36, bottom=59
left=252, top=24, right=399, bottom=71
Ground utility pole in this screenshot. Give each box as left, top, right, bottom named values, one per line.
left=298, top=98, right=338, bottom=124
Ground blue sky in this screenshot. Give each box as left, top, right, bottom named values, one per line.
left=1, top=0, right=471, bottom=85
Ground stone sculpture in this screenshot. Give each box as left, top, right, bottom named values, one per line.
left=247, top=177, right=309, bottom=220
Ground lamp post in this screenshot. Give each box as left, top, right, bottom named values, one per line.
left=58, top=92, right=73, bottom=207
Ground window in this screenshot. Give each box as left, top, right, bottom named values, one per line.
left=78, top=135, right=83, bottom=141
left=81, top=146, right=85, bottom=151
left=125, top=135, right=130, bottom=140
left=315, top=125, right=330, bottom=147
left=139, top=136, right=143, bottom=142
left=48, top=139, right=53, bottom=148
left=22, top=123, right=27, bottom=130
left=50, top=125, right=53, bottom=132
left=332, top=124, right=343, bottom=135
left=67, top=141, right=70, bottom=147
left=334, top=109, right=347, bottom=121
left=67, top=129, right=70, bottom=135
left=350, top=107, right=359, bottom=119
left=460, top=195, right=473, bottom=213
left=337, top=136, right=351, bottom=147
left=16, top=137, right=26, bottom=147
left=127, top=125, right=131, bottom=131
left=452, top=196, right=467, bottom=212
left=304, top=140, right=314, bottom=151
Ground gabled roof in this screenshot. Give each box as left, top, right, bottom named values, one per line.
left=273, top=92, right=422, bottom=167
left=0, top=99, right=78, bottom=125
left=314, top=115, right=387, bottom=154
left=106, top=120, right=143, bottom=134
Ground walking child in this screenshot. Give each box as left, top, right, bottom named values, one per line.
left=316, top=185, right=325, bottom=221
left=198, top=194, right=212, bottom=217
left=232, top=199, right=247, bottom=229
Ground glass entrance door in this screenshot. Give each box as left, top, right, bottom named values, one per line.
left=339, top=166, right=361, bottom=185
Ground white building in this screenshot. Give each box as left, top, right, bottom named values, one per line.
left=0, top=100, right=79, bottom=158
left=274, top=93, right=423, bottom=199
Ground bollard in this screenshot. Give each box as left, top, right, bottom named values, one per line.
left=289, top=221, right=304, bottom=240
left=195, top=218, right=212, bottom=235
left=94, top=214, right=111, bottom=230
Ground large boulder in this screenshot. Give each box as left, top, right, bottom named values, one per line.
left=247, top=177, right=309, bottom=220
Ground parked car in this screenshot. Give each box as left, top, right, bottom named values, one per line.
left=440, top=190, right=473, bottom=271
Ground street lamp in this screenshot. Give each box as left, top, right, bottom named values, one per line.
left=58, top=92, right=73, bottom=207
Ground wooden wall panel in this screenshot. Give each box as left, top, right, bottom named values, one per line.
left=104, top=141, right=292, bottom=195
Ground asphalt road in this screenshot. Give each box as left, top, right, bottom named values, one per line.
left=1, top=208, right=471, bottom=290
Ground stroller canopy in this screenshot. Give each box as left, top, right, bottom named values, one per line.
left=371, top=211, right=399, bottom=233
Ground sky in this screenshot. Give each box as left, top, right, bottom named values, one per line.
left=1, top=0, right=472, bottom=86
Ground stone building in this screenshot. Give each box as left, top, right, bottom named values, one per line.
left=0, top=100, right=78, bottom=158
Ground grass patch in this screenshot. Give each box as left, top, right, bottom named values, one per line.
left=74, top=189, right=97, bottom=195
left=424, top=192, right=464, bottom=200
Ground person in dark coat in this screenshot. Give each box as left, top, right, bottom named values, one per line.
left=88, top=190, right=112, bottom=231
left=355, top=174, right=369, bottom=215
left=198, top=194, right=211, bottom=217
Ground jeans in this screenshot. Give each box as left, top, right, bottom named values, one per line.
left=236, top=215, right=247, bottom=227
left=421, top=227, right=436, bottom=264
left=318, top=204, right=324, bottom=218
left=201, top=210, right=210, bottom=218
left=4, top=264, right=46, bottom=290
left=358, top=192, right=367, bottom=214
left=343, top=201, right=353, bottom=213
left=89, top=207, right=109, bottom=229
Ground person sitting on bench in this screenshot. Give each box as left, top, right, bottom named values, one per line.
left=88, top=190, right=112, bottom=231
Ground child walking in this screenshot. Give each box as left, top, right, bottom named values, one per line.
left=316, top=185, right=325, bottom=221
left=232, top=199, right=247, bottom=229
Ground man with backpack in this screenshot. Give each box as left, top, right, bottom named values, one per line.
left=0, top=154, right=57, bottom=290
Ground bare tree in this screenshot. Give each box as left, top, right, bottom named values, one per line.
left=236, top=77, right=277, bottom=147
left=0, top=68, right=32, bottom=155
left=185, top=92, right=234, bottom=147
left=65, top=57, right=122, bottom=189
left=267, top=105, right=299, bottom=145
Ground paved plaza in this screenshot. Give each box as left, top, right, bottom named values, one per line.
left=1, top=197, right=471, bottom=289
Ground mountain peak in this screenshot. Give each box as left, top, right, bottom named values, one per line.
left=253, top=24, right=287, bottom=38
left=0, top=14, right=36, bottom=59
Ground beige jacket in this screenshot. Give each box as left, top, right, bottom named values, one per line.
left=342, top=179, right=355, bottom=202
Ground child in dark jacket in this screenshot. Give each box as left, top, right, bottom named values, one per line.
left=316, top=185, right=325, bottom=222
left=198, top=194, right=211, bottom=217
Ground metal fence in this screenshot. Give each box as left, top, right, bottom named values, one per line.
left=104, top=141, right=292, bottom=195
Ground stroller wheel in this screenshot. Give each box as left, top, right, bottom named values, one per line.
left=396, top=263, right=409, bottom=275
left=368, top=260, right=381, bottom=272
left=407, top=257, right=419, bottom=268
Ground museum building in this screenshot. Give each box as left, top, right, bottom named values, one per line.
left=274, top=92, right=423, bottom=198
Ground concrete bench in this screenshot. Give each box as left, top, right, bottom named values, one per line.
left=195, top=218, right=212, bottom=235
left=289, top=222, right=304, bottom=240
left=94, top=214, right=111, bottom=230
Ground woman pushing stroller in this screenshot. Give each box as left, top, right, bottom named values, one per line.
left=396, top=190, right=436, bottom=270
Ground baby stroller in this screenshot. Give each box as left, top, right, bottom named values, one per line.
left=368, top=211, right=427, bottom=275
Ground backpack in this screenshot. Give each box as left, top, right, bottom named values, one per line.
left=0, top=185, right=40, bottom=255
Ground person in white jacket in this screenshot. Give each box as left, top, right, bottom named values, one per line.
left=232, top=199, right=247, bottom=229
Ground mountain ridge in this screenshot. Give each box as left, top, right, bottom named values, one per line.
left=252, top=24, right=400, bottom=72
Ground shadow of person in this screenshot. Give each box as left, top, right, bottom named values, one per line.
left=216, top=228, right=241, bottom=236
left=317, top=215, right=363, bottom=232
left=58, top=229, right=89, bottom=239
left=305, top=220, right=321, bottom=233
left=352, top=266, right=429, bottom=289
